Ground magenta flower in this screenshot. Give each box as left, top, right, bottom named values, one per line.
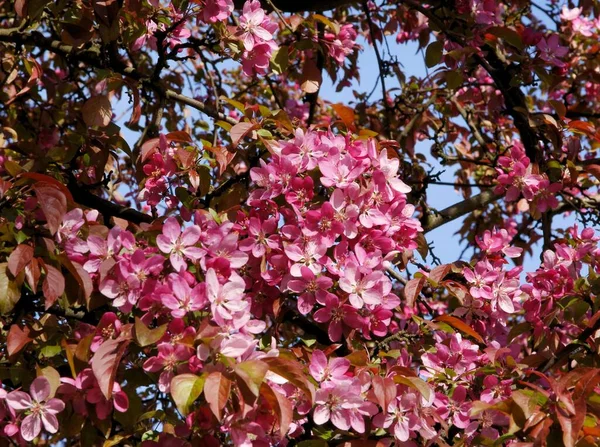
left=5, top=377, right=65, bottom=441
left=309, top=350, right=350, bottom=382
left=205, top=269, right=249, bottom=327
left=339, top=263, right=383, bottom=309
left=143, top=343, right=194, bottom=392
left=536, top=34, right=569, bottom=67
left=238, top=0, right=276, bottom=51
left=200, top=0, right=233, bottom=23
left=239, top=217, right=280, bottom=258
left=161, top=273, right=207, bottom=318
left=286, top=267, right=333, bottom=315
left=156, top=217, right=205, bottom=272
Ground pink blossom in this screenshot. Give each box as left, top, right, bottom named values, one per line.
left=161, top=273, right=207, bottom=318
left=143, top=343, right=194, bottom=392
left=5, top=377, right=65, bottom=441
left=536, top=34, right=569, bottom=67
left=238, top=0, right=277, bottom=51
left=205, top=269, right=249, bottom=326
left=200, top=0, right=233, bottom=23
left=309, top=350, right=350, bottom=382
left=156, top=218, right=205, bottom=272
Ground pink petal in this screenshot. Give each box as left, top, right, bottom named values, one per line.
left=5, top=390, right=32, bottom=411
left=162, top=217, right=181, bottom=242
left=313, top=405, right=331, bottom=425
left=20, top=414, right=41, bottom=442
left=44, top=398, right=65, bottom=414
left=29, top=377, right=51, bottom=402
left=181, top=225, right=201, bottom=246
left=41, top=412, right=59, bottom=434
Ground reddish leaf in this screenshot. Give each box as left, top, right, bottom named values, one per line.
left=372, top=376, right=396, bottom=411
left=568, top=120, right=595, bottom=137
left=82, top=95, right=112, bottom=127
left=206, top=146, right=235, bottom=176
left=234, top=359, right=269, bottom=398
left=140, top=137, right=160, bottom=163
left=19, top=173, right=74, bottom=202
left=332, top=103, right=356, bottom=131
left=300, top=58, right=322, bottom=94
left=260, top=382, right=293, bottom=437
left=585, top=164, right=600, bottom=182
left=428, top=264, right=451, bottom=286
left=42, top=264, right=65, bottom=309
left=403, top=277, right=426, bottom=308
left=8, top=244, right=34, bottom=277
left=24, top=258, right=41, bottom=293
left=230, top=122, right=257, bottom=148
left=7, top=324, right=33, bottom=357
left=33, top=184, right=67, bottom=235
left=262, top=356, right=315, bottom=404
left=204, top=372, right=231, bottom=420
left=90, top=339, right=129, bottom=400
left=60, top=257, right=93, bottom=302
left=166, top=131, right=193, bottom=143
left=6, top=57, right=42, bottom=105
left=435, top=315, right=484, bottom=344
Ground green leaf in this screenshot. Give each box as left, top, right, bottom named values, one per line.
left=425, top=41, right=443, bottom=68
left=234, top=360, right=269, bottom=398
left=270, top=46, right=289, bottom=75
left=170, top=373, right=206, bottom=416
left=0, top=263, right=20, bottom=315
left=133, top=317, right=167, bottom=347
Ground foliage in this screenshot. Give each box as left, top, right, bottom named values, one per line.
left=1, top=0, right=600, bottom=445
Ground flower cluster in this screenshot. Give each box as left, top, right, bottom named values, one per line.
left=494, top=144, right=561, bottom=213
left=238, top=0, right=279, bottom=76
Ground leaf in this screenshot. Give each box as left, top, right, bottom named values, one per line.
left=230, top=122, right=257, bottom=149
left=585, top=164, right=600, bottom=183
left=372, top=376, right=396, bottom=411
left=166, top=131, right=193, bottom=143
left=393, top=375, right=432, bottom=402
left=90, top=339, right=129, bottom=400
left=7, top=324, right=33, bottom=357
left=60, top=257, right=93, bottom=303
left=33, top=184, right=67, bottom=235
left=428, top=264, right=451, bottom=286
left=42, top=265, right=65, bottom=309
left=133, top=318, right=167, bottom=347
left=425, top=41, right=443, bottom=68
left=300, top=58, right=322, bottom=94
left=486, top=26, right=524, bottom=50
left=6, top=57, right=42, bottom=105
left=435, top=315, right=484, bottom=344
left=0, top=263, right=21, bottom=315
left=206, top=146, right=235, bottom=175
left=82, top=95, right=112, bottom=127
left=332, top=103, right=356, bottom=131
left=38, top=366, right=61, bottom=398
left=270, top=45, right=289, bottom=75
left=19, top=172, right=74, bottom=202
left=262, top=356, right=315, bottom=403
left=234, top=359, right=269, bottom=398
left=8, top=244, right=33, bottom=277
left=204, top=372, right=231, bottom=420
left=170, top=373, right=205, bottom=416
left=403, top=277, right=426, bottom=308
left=260, top=382, right=293, bottom=437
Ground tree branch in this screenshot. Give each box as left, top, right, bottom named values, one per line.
left=422, top=189, right=502, bottom=233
